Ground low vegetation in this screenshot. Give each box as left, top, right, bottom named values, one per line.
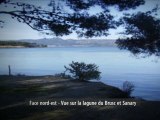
left=122, top=81, right=135, bottom=97
left=54, top=73, right=71, bottom=79
left=0, top=40, right=46, bottom=48
left=64, top=61, right=101, bottom=81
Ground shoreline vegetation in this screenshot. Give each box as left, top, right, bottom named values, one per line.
left=1, top=75, right=160, bottom=120
left=0, top=41, right=47, bottom=48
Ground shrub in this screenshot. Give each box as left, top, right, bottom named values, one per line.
left=64, top=61, right=101, bottom=81
left=54, top=73, right=71, bottom=79
left=122, top=81, right=135, bottom=97
left=16, top=73, right=26, bottom=77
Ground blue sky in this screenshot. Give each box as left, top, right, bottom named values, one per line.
left=0, top=0, right=160, bottom=40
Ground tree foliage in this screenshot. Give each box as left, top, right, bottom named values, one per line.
left=116, top=12, right=160, bottom=56
left=0, top=0, right=144, bottom=37
left=64, top=61, right=101, bottom=81
left=65, top=0, right=145, bottom=11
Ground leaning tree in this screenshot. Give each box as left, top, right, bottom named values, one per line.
left=0, top=0, right=160, bottom=56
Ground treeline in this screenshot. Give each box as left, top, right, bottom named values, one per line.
left=0, top=41, right=47, bottom=48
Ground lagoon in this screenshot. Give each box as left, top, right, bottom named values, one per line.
left=0, top=47, right=160, bottom=100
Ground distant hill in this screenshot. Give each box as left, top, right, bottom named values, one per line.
left=17, top=38, right=117, bottom=47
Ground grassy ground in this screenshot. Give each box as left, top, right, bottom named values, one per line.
left=0, top=75, right=160, bottom=120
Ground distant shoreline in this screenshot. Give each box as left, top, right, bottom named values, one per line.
left=0, top=45, right=25, bottom=48
left=0, top=41, right=47, bottom=48
left=0, top=45, right=46, bottom=48
left=0, top=45, right=118, bottom=48
left=0, top=38, right=116, bottom=47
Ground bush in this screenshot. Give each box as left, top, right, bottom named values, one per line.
left=64, top=61, right=101, bottom=81
left=122, top=81, right=134, bottom=97
left=54, top=73, right=71, bottom=79
left=16, top=73, right=26, bottom=77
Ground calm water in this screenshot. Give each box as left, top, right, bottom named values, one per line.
left=0, top=47, right=160, bottom=100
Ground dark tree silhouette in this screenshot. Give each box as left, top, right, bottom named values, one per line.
left=122, top=81, right=134, bottom=97
left=0, top=0, right=144, bottom=37
left=64, top=61, right=101, bottom=81
left=1, top=0, right=160, bottom=56
left=116, top=12, right=160, bottom=56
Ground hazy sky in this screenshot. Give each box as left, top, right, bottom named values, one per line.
left=0, top=0, right=160, bottom=40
